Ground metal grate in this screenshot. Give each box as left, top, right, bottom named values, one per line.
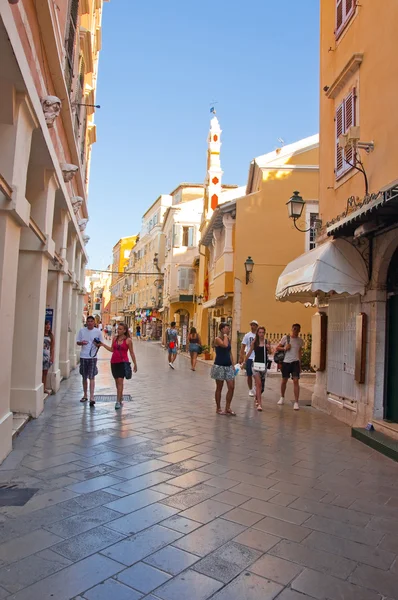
left=0, top=485, right=39, bottom=507
left=93, top=395, right=132, bottom=403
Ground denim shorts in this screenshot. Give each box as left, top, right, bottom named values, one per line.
left=246, top=359, right=253, bottom=377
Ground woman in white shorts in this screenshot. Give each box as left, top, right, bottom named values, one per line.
left=244, top=326, right=270, bottom=412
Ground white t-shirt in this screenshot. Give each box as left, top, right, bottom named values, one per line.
left=280, top=335, right=304, bottom=363
left=242, top=331, right=256, bottom=360
left=77, top=327, right=103, bottom=359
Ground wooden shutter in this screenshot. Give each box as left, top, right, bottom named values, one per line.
left=344, top=89, right=356, bottom=169
left=335, top=101, right=344, bottom=178
left=178, top=268, right=187, bottom=290
left=188, top=226, right=194, bottom=247
left=173, top=224, right=182, bottom=247
left=345, top=0, right=355, bottom=20
left=336, top=0, right=344, bottom=34
left=65, top=0, right=80, bottom=90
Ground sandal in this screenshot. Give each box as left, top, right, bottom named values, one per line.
left=80, top=397, right=88, bottom=403
left=89, top=400, right=96, bottom=407
left=257, top=405, right=263, bottom=411
left=216, top=409, right=226, bottom=415
left=226, top=410, right=236, bottom=416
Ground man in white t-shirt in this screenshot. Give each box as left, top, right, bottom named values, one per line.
left=239, top=320, right=258, bottom=397
left=76, top=316, right=103, bottom=407
left=276, top=323, right=304, bottom=411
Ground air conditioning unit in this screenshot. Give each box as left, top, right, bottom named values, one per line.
left=347, top=125, right=361, bottom=142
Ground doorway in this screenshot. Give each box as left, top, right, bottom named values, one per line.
left=385, top=248, right=398, bottom=422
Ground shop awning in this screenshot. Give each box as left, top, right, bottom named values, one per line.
left=276, top=239, right=368, bottom=302
left=202, top=294, right=230, bottom=309
left=158, top=307, right=165, bottom=313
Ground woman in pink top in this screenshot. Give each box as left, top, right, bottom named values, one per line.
left=101, top=323, right=137, bottom=409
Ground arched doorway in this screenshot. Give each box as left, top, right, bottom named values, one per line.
left=385, top=247, right=398, bottom=421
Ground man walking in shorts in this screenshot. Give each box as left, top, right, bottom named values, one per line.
left=276, top=323, right=304, bottom=410
left=166, top=321, right=179, bottom=369
left=239, top=320, right=258, bottom=397
left=77, top=316, right=103, bottom=406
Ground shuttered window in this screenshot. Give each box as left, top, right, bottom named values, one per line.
left=177, top=268, right=195, bottom=290
left=335, top=89, right=356, bottom=179
left=65, top=0, right=79, bottom=91
left=173, top=224, right=182, bottom=247
left=335, top=0, right=356, bottom=38
left=182, top=226, right=195, bottom=247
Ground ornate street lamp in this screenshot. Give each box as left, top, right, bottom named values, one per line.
left=196, top=294, right=204, bottom=305
left=286, top=191, right=321, bottom=234
left=244, top=256, right=254, bottom=284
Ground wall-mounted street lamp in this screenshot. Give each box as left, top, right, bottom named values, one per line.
left=196, top=294, right=204, bottom=305
left=286, top=191, right=322, bottom=234
left=151, top=296, right=156, bottom=307
left=244, top=256, right=254, bottom=284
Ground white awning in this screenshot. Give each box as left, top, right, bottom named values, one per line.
left=202, top=298, right=217, bottom=309
left=276, top=239, right=368, bottom=302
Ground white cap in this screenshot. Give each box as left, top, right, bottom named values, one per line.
left=250, top=320, right=258, bottom=325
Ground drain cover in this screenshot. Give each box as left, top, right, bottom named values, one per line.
left=0, top=485, right=39, bottom=507
left=93, top=395, right=132, bottom=403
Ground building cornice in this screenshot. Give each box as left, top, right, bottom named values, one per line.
left=326, top=53, right=364, bottom=99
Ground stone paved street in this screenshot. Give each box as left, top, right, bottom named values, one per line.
left=1, top=342, right=398, bottom=599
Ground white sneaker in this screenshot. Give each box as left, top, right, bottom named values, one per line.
left=277, top=397, right=284, bottom=405
left=293, top=402, right=300, bottom=410
left=115, top=401, right=121, bottom=410
left=249, top=390, right=255, bottom=397
left=169, top=362, right=175, bottom=370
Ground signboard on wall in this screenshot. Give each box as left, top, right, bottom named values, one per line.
left=45, top=308, right=54, bottom=329
left=182, top=325, right=187, bottom=347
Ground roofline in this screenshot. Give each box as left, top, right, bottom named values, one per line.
left=201, top=200, right=237, bottom=246
left=143, top=194, right=171, bottom=218
left=112, top=235, right=138, bottom=251
left=169, top=183, right=205, bottom=197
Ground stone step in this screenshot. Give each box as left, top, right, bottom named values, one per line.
left=352, top=426, right=398, bottom=462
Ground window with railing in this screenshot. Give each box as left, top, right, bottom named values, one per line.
left=65, top=0, right=79, bottom=91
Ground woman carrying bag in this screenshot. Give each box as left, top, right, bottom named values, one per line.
left=188, top=327, right=202, bottom=371
left=100, top=322, right=137, bottom=410
left=243, top=326, right=270, bottom=412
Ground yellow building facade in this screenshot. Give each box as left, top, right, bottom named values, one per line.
left=110, top=236, right=137, bottom=321
left=277, top=0, right=398, bottom=438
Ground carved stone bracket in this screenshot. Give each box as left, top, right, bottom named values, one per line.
left=71, top=196, right=83, bottom=215
left=78, top=218, right=88, bottom=232
left=82, top=234, right=90, bottom=245
left=41, top=96, right=62, bottom=128
left=61, top=163, right=79, bottom=183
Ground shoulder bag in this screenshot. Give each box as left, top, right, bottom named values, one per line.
left=254, top=345, right=267, bottom=372
left=274, top=335, right=290, bottom=364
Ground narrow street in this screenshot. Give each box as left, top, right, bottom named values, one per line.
left=0, top=342, right=397, bottom=600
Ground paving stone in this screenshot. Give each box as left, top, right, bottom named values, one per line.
left=104, top=489, right=166, bottom=514
left=144, top=545, right=199, bottom=575
left=253, top=516, right=311, bottom=542
left=116, top=561, right=171, bottom=593
left=160, top=515, right=203, bottom=534
left=44, top=506, right=122, bottom=538
left=304, top=514, right=384, bottom=546
left=289, top=497, right=371, bottom=527
left=292, top=567, right=381, bottom=600
left=173, top=518, right=245, bottom=556
left=84, top=578, right=143, bottom=600
left=211, top=490, right=250, bottom=506
left=193, top=541, right=261, bottom=583
left=159, top=462, right=204, bottom=477
left=270, top=539, right=356, bottom=579
left=350, top=563, right=398, bottom=598
left=240, top=498, right=309, bottom=525
left=197, top=463, right=230, bottom=476
left=276, top=588, right=328, bottom=600
left=154, top=569, right=223, bottom=600
left=106, top=502, right=179, bottom=535
left=150, top=483, right=182, bottom=496
left=222, top=507, right=264, bottom=527
left=51, top=526, right=126, bottom=561
left=379, top=532, right=398, bottom=554
left=0, top=528, right=63, bottom=564
left=22, top=453, right=84, bottom=472
left=6, top=553, right=122, bottom=600
left=101, top=524, right=182, bottom=566
left=222, top=470, right=275, bottom=488
left=108, top=472, right=172, bottom=495
left=159, top=484, right=219, bottom=509
left=111, top=460, right=170, bottom=480
left=233, top=527, right=280, bottom=552
left=268, top=492, right=297, bottom=506
left=166, top=471, right=212, bottom=489
left=72, top=490, right=122, bottom=509
left=203, top=477, right=238, bottom=490
left=67, top=475, right=125, bottom=494
left=68, top=464, right=117, bottom=481
left=304, top=530, right=395, bottom=570
left=179, top=499, right=232, bottom=524
left=249, top=554, right=303, bottom=584
left=0, top=549, right=71, bottom=594
left=210, top=571, right=283, bottom=600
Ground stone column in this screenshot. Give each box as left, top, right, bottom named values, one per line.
left=10, top=244, right=49, bottom=417
left=0, top=91, right=37, bottom=459
left=70, top=249, right=82, bottom=369
left=59, top=279, right=72, bottom=379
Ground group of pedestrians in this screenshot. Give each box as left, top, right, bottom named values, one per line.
left=211, top=319, right=304, bottom=415
left=76, top=316, right=137, bottom=410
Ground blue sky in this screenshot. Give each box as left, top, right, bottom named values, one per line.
left=87, top=0, right=320, bottom=268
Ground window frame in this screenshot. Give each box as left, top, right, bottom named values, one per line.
left=335, top=88, right=356, bottom=180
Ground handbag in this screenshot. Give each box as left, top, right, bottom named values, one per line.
left=274, top=335, right=290, bottom=363
left=197, top=345, right=203, bottom=355
left=124, top=362, right=132, bottom=379
left=169, top=341, right=175, bottom=349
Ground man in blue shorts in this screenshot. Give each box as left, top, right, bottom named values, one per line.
left=166, top=321, right=179, bottom=369
left=239, top=320, right=258, bottom=397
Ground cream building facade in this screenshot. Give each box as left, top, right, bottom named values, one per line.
left=0, top=0, right=107, bottom=463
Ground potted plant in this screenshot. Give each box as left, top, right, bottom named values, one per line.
left=202, top=345, right=212, bottom=360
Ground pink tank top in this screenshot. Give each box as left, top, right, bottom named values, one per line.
left=111, top=338, right=129, bottom=363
